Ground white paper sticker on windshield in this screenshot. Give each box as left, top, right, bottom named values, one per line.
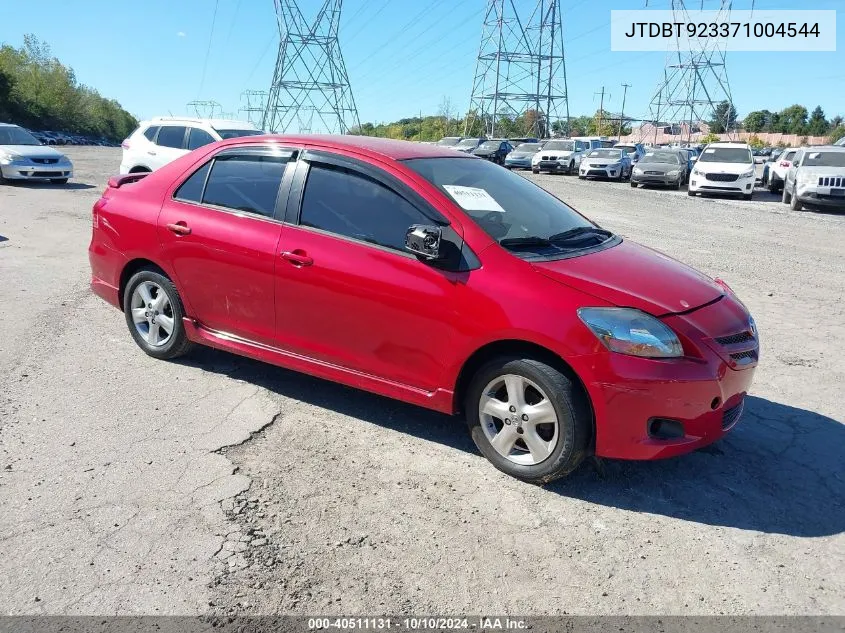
left=704, top=148, right=715, bottom=153
left=809, top=152, right=820, bottom=159
left=442, top=185, right=505, bottom=212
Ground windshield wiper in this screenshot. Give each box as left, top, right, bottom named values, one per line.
left=548, top=226, right=613, bottom=242
left=499, top=236, right=553, bottom=249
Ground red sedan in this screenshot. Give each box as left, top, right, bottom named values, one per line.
left=89, top=135, right=758, bottom=483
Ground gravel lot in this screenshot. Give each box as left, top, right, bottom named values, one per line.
left=0, top=147, right=843, bottom=616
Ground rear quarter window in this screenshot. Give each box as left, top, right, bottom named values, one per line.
left=143, top=126, right=160, bottom=141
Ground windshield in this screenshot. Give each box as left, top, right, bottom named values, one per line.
left=543, top=140, right=574, bottom=151
left=437, top=137, right=461, bottom=146
left=587, top=149, right=621, bottom=159
left=479, top=141, right=500, bottom=150
left=457, top=138, right=481, bottom=148
left=404, top=157, right=601, bottom=253
left=642, top=152, right=680, bottom=164
left=615, top=145, right=636, bottom=153
left=515, top=143, right=541, bottom=152
left=214, top=128, right=264, bottom=139
left=0, top=126, right=40, bottom=146
left=698, top=147, right=752, bottom=163
left=802, top=151, right=845, bottom=167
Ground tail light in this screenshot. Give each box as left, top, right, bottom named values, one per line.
left=121, top=140, right=130, bottom=149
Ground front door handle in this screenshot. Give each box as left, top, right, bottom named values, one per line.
left=281, top=250, right=313, bottom=267
left=166, top=222, right=191, bottom=236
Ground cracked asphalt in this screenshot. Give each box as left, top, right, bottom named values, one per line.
left=0, top=147, right=843, bottom=616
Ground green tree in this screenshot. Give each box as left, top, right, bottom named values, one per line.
left=746, top=134, right=765, bottom=149
left=807, top=106, right=828, bottom=136
left=777, top=104, right=809, bottom=134
left=700, top=132, right=721, bottom=144
left=830, top=126, right=845, bottom=144
left=743, top=110, right=770, bottom=133
left=709, top=101, right=738, bottom=134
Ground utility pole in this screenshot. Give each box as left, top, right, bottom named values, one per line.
left=594, top=87, right=607, bottom=136
left=618, top=83, right=631, bottom=140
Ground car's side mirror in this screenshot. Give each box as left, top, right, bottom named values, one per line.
left=405, top=224, right=442, bottom=260
left=690, top=156, right=698, bottom=163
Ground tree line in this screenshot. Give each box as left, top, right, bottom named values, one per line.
left=354, top=96, right=844, bottom=145
left=0, top=35, right=137, bottom=141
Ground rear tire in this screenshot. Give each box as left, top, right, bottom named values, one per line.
left=532, top=168, right=539, bottom=174
left=782, top=184, right=791, bottom=204
left=465, top=357, right=590, bottom=484
left=123, top=270, right=194, bottom=360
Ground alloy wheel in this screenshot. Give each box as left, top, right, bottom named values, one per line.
left=130, top=281, right=175, bottom=347
left=478, top=374, right=559, bottom=466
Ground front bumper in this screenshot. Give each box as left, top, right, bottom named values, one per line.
left=795, top=185, right=845, bottom=208
left=571, top=296, right=758, bottom=460
left=580, top=165, right=621, bottom=178
left=536, top=160, right=574, bottom=173
left=1, top=164, right=73, bottom=180
left=632, top=172, right=681, bottom=186
left=505, top=157, right=532, bottom=168
left=689, top=173, right=754, bottom=195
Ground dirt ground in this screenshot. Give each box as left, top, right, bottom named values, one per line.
left=0, top=147, right=842, bottom=616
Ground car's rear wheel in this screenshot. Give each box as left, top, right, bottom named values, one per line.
left=123, top=270, right=193, bottom=360
left=768, top=176, right=779, bottom=193
left=532, top=168, right=539, bottom=174
left=465, top=358, right=590, bottom=484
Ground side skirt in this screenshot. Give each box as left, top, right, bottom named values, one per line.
left=182, top=318, right=456, bottom=414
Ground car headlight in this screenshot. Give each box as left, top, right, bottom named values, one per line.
left=577, top=307, right=683, bottom=358
left=0, top=151, right=25, bottom=165
left=633, top=167, right=643, bottom=174
left=797, top=171, right=815, bottom=185
left=740, top=169, right=754, bottom=178
left=667, top=169, right=680, bottom=176
left=692, top=168, right=702, bottom=176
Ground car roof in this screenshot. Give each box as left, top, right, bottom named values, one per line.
left=146, top=117, right=257, bottom=130
left=706, top=142, right=750, bottom=148
left=0, top=122, right=22, bottom=128
left=806, top=145, right=845, bottom=152
left=216, top=134, right=478, bottom=160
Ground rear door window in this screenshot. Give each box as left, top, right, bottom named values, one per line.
left=156, top=126, right=187, bottom=149
left=187, top=127, right=216, bottom=150
left=202, top=153, right=288, bottom=218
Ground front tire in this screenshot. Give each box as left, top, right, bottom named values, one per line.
left=789, top=186, right=802, bottom=210
left=465, top=358, right=590, bottom=484
left=532, top=168, right=539, bottom=174
left=630, top=181, right=638, bottom=188
left=123, top=270, right=193, bottom=360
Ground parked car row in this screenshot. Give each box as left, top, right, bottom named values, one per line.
left=28, top=130, right=119, bottom=147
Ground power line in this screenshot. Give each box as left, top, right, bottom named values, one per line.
left=197, top=0, right=221, bottom=97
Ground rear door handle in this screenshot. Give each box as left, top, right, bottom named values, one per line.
left=148, top=151, right=157, bottom=156
left=166, top=222, right=191, bottom=236
left=281, top=250, right=313, bottom=267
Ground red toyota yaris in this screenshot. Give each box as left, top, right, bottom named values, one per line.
left=89, top=135, right=758, bottom=483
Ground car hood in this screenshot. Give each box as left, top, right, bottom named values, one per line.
left=507, top=152, right=533, bottom=158
left=695, top=161, right=752, bottom=174
left=532, top=240, right=724, bottom=316
left=585, top=158, right=620, bottom=165
left=802, top=166, right=845, bottom=176
left=472, top=149, right=496, bottom=156
left=0, top=144, right=67, bottom=159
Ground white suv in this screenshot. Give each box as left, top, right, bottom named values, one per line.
left=119, top=117, right=262, bottom=174
left=688, top=142, right=756, bottom=200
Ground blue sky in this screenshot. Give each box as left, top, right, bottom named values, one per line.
left=1, top=0, right=842, bottom=125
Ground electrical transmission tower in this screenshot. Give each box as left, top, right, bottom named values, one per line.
left=186, top=100, right=223, bottom=119
left=262, top=0, right=360, bottom=135
left=239, top=90, right=269, bottom=126
left=464, top=0, right=570, bottom=139
left=646, top=0, right=736, bottom=144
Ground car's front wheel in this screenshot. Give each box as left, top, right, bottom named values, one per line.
left=123, top=269, right=194, bottom=360
left=465, top=358, right=590, bottom=484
